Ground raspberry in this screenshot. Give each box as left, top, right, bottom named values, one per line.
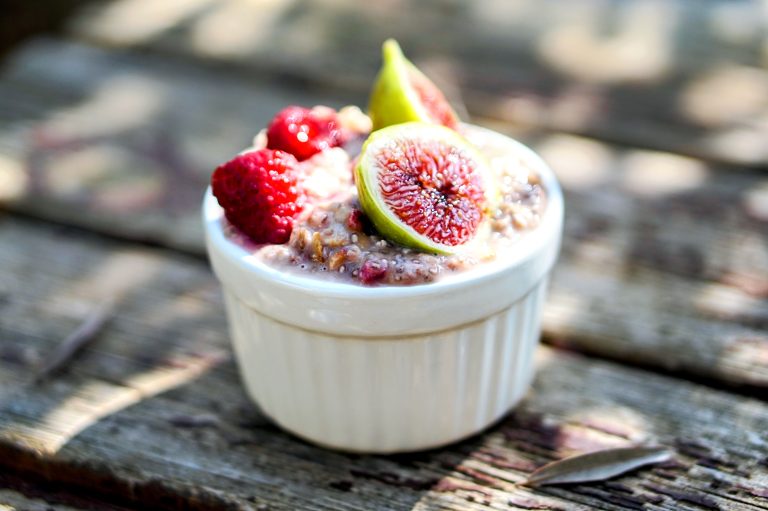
left=211, top=149, right=304, bottom=244
left=359, top=258, right=388, bottom=284
left=346, top=209, right=365, bottom=232
left=266, top=106, right=344, bottom=161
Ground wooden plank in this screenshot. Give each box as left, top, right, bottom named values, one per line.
left=63, top=0, right=768, bottom=165
left=0, top=39, right=765, bottom=388
left=0, top=39, right=351, bottom=252
left=0, top=486, right=133, bottom=511
left=1, top=216, right=768, bottom=510
left=0, top=489, right=94, bottom=511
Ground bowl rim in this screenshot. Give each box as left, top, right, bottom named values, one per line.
left=203, top=125, right=564, bottom=300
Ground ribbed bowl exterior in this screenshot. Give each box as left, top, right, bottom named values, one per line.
left=224, top=278, right=548, bottom=453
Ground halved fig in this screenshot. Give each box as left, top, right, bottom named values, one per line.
left=355, top=122, right=492, bottom=254
left=368, top=39, right=459, bottom=131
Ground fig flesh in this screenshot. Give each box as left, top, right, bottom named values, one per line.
left=355, top=123, right=492, bottom=254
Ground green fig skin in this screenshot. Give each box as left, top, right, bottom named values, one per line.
left=354, top=123, right=495, bottom=255
left=368, top=40, right=459, bottom=131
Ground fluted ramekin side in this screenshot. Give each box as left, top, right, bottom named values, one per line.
left=223, top=277, right=548, bottom=453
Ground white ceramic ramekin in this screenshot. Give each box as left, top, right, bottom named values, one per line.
left=203, top=126, right=563, bottom=453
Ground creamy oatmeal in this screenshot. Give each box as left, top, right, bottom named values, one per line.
left=225, top=124, right=546, bottom=286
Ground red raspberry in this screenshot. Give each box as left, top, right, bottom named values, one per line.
left=266, top=106, right=344, bottom=161
left=212, top=149, right=304, bottom=244
left=359, top=258, right=388, bottom=284
left=346, top=209, right=365, bottom=232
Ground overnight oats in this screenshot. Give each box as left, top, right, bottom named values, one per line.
left=226, top=119, right=547, bottom=286
left=204, top=39, right=563, bottom=452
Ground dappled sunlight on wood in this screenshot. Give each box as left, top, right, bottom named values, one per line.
left=143, top=289, right=215, bottom=324
left=71, top=0, right=214, bottom=45
left=534, top=134, right=613, bottom=190
left=552, top=408, right=651, bottom=455
left=6, top=381, right=139, bottom=454
left=187, top=0, right=340, bottom=62
left=2, top=352, right=225, bottom=455
left=544, top=86, right=603, bottom=132
left=680, top=65, right=768, bottom=127
left=720, top=338, right=768, bottom=387
left=488, top=86, right=603, bottom=133
left=560, top=407, right=651, bottom=446
left=190, top=0, right=293, bottom=58
left=36, top=75, right=166, bottom=142
left=541, top=282, right=592, bottom=341
left=467, top=0, right=530, bottom=33
left=119, top=351, right=228, bottom=399
left=621, top=151, right=708, bottom=197
left=0, top=235, right=231, bottom=455
left=533, top=344, right=556, bottom=372
left=0, top=154, right=28, bottom=202
left=50, top=0, right=768, bottom=164
left=41, top=145, right=166, bottom=212
left=705, top=124, right=768, bottom=165
left=537, top=0, right=674, bottom=84
left=544, top=268, right=768, bottom=385
left=492, top=96, right=546, bottom=128
left=743, top=180, right=768, bottom=222
left=678, top=64, right=768, bottom=164
left=694, top=282, right=768, bottom=322
left=51, top=251, right=163, bottom=303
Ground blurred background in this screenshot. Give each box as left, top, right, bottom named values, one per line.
left=2, top=0, right=767, bottom=219
left=0, top=0, right=766, bottom=384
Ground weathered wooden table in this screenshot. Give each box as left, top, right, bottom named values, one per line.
left=1, top=1, right=767, bottom=509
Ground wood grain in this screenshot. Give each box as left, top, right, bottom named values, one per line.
left=0, top=489, right=95, bottom=511
left=0, top=39, right=765, bottom=387
left=0, top=486, right=131, bottom=511
left=64, top=0, right=768, bottom=165
left=0, top=39, right=348, bottom=252
left=1, top=216, right=767, bottom=510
